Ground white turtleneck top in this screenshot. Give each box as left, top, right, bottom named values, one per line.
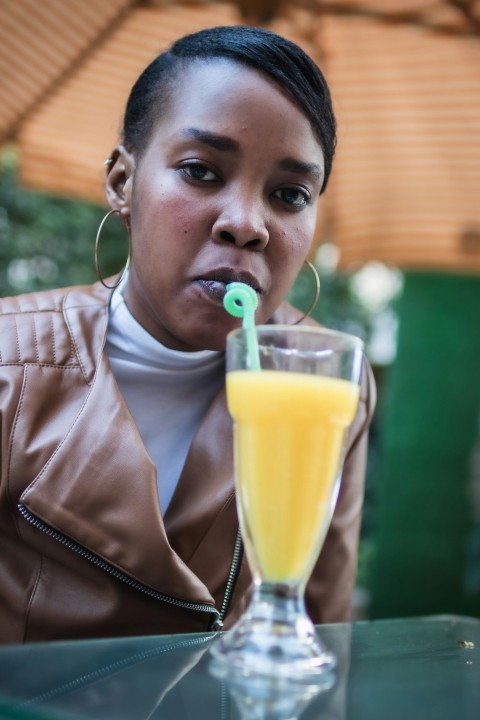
left=106, top=283, right=225, bottom=514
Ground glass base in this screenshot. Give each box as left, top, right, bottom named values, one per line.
left=209, top=659, right=335, bottom=720
left=210, top=583, right=336, bottom=683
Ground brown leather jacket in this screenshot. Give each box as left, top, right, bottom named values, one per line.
left=0, top=282, right=376, bottom=644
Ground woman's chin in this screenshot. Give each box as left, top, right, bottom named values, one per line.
left=192, top=328, right=232, bottom=353
left=167, top=320, right=237, bottom=353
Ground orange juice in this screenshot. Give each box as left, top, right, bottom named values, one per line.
left=227, top=370, right=360, bottom=583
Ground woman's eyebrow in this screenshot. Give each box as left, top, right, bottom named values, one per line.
left=279, top=158, right=323, bottom=180
left=179, top=129, right=323, bottom=181
left=180, top=127, right=239, bottom=153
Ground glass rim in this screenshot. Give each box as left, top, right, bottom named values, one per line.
left=227, top=324, right=365, bottom=352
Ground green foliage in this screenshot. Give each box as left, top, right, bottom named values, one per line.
left=0, top=150, right=127, bottom=297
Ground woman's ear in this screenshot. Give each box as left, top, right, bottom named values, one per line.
left=104, top=146, right=135, bottom=221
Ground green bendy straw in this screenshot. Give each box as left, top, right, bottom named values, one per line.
left=223, top=282, right=261, bottom=371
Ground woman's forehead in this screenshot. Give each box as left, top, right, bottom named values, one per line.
left=156, top=60, right=320, bottom=144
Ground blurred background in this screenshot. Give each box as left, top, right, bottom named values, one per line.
left=1, top=0, right=480, bottom=621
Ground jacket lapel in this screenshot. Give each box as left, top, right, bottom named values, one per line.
left=18, top=285, right=219, bottom=605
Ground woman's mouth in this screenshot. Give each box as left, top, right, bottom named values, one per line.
left=196, top=279, right=229, bottom=301
left=194, top=270, right=261, bottom=303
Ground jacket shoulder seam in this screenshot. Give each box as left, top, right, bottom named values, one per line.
left=0, top=362, right=82, bottom=369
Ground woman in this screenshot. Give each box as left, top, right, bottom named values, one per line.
left=0, top=25, right=375, bottom=643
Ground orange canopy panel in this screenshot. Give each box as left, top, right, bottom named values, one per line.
left=0, top=0, right=135, bottom=142
left=16, top=3, right=242, bottom=204
left=317, top=14, right=480, bottom=272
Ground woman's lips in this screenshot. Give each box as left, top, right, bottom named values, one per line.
left=196, top=278, right=229, bottom=301
left=194, top=270, right=261, bottom=303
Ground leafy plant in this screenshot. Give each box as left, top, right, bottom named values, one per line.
left=0, top=148, right=127, bottom=297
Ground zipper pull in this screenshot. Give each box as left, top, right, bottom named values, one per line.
left=211, top=617, right=224, bottom=632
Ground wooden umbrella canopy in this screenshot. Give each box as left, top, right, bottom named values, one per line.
left=0, top=0, right=479, bottom=272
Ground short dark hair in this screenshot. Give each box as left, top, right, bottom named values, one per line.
left=123, top=25, right=336, bottom=192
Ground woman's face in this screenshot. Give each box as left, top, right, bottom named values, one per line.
left=108, top=59, right=325, bottom=351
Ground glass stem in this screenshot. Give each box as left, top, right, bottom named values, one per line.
left=246, top=581, right=316, bottom=643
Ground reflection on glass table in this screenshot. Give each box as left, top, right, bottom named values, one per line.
left=0, top=616, right=478, bottom=720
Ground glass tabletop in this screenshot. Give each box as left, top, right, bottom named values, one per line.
left=0, top=615, right=478, bottom=719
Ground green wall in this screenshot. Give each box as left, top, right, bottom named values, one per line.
left=370, top=272, right=480, bottom=618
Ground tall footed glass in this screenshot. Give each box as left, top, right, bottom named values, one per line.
left=211, top=325, right=364, bottom=682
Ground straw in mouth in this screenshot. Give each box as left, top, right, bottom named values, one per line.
left=223, top=282, right=261, bottom=371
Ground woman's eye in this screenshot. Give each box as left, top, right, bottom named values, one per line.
left=180, top=163, right=219, bottom=182
left=274, top=187, right=310, bottom=207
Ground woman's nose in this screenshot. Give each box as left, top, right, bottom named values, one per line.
left=212, top=199, right=269, bottom=250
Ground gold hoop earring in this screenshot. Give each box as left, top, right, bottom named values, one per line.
left=95, top=209, right=131, bottom=290
left=293, top=260, right=321, bottom=325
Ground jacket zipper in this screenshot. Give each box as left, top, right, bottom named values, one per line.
left=18, top=503, right=239, bottom=631
left=219, top=527, right=243, bottom=622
